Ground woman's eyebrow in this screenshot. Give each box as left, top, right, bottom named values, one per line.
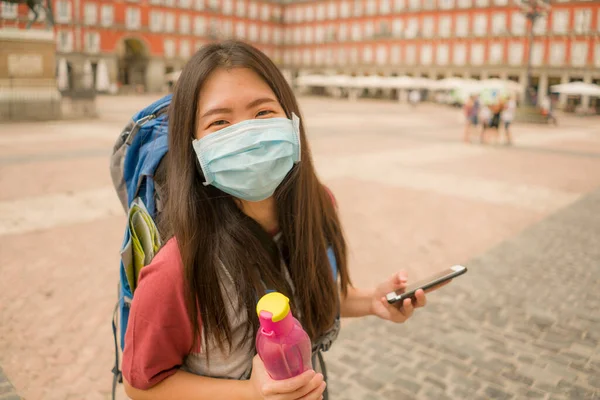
left=246, top=98, right=277, bottom=109
left=200, top=107, right=232, bottom=120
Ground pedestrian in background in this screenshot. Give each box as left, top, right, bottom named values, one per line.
left=502, top=95, right=516, bottom=145
left=463, top=94, right=480, bottom=143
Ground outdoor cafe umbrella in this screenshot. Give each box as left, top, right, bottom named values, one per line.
left=57, top=58, right=69, bottom=91
left=550, top=82, right=600, bottom=97
left=95, top=59, right=110, bottom=92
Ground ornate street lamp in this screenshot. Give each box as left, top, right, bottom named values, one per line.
left=517, top=0, right=551, bottom=107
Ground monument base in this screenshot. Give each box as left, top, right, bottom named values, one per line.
left=0, top=29, right=62, bottom=121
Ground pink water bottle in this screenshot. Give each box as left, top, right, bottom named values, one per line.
left=256, top=292, right=313, bottom=380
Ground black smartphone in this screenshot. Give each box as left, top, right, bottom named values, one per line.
left=385, top=265, right=467, bottom=305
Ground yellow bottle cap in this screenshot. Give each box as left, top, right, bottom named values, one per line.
left=256, top=292, right=290, bottom=322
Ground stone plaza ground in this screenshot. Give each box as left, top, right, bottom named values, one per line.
left=0, top=95, right=599, bottom=399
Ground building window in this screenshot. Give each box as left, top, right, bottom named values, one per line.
left=180, top=0, right=192, bottom=7
left=338, top=48, right=347, bottom=64
left=571, top=42, right=587, bottom=66
left=366, top=0, right=376, bottom=15
left=533, top=15, right=547, bottom=35
left=150, top=11, right=164, bottom=32
left=316, top=25, right=325, bottom=42
left=194, top=16, right=205, bottom=35
left=302, top=26, right=310, bottom=43
left=376, top=45, right=387, bottom=65
left=394, top=0, right=405, bottom=11
left=391, top=45, right=401, bottom=63
left=101, top=5, right=113, bottom=27
left=165, top=0, right=175, bottom=6
left=57, top=30, right=74, bottom=52
left=317, top=3, right=326, bottom=20
left=405, top=17, right=418, bottom=38
left=180, top=40, right=191, bottom=58
left=328, top=2, right=337, bottom=19
left=84, top=32, right=100, bottom=53
left=293, top=50, right=301, bottom=65
left=249, top=3, right=258, bottom=19
left=315, top=48, right=324, bottom=65
left=439, top=0, right=454, bottom=9
left=422, top=16, right=434, bottom=38
left=470, top=43, right=484, bottom=65
left=341, top=1, right=350, bottom=17
left=283, top=51, right=291, bottom=65
left=365, top=21, right=375, bottom=38
left=405, top=44, right=416, bottom=64
left=392, top=19, right=403, bottom=37
left=475, top=0, right=488, bottom=6
left=508, top=42, right=523, bottom=65
left=350, top=47, right=359, bottom=63
left=453, top=43, right=466, bottom=65
left=474, top=13, right=487, bottom=36
left=595, top=44, right=600, bottom=67
left=208, top=0, right=218, bottom=11
left=455, top=14, right=468, bottom=37
left=220, top=0, right=231, bottom=14
left=489, top=42, right=503, bottom=64
left=494, top=0, right=507, bottom=4
left=165, top=13, right=175, bottom=32
left=84, top=3, right=97, bottom=26
left=439, top=16, right=451, bottom=37
left=284, top=29, right=292, bottom=45
left=492, top=12, right=506, bottom=35
left=126, top=7, right=141, bottom=30
left=180, top=15, right=190, bottom=34
left=408, top=0, right=420, bottom=10
left=531, top=42, right=543, bottom=66
left=339, top=24, right=348, bottom=41
left=164, top=39, right=175, bottom=58
left=249, top=24, right=258, bottom=42
left=261, top=4, right=270, bottom=21
left=380, top=0, right=391, bottom=14
left=236, top=0, right=245, bottom=16
left=149, top=0, right=162, bottom=4
left=352, top=23, right=361, bottom=40
left=420, top=44, right=432, bottom=65
left=274, top=28, right=282, bottom=45
left=222, top=20, right=232, bottom=38
left=550, top=42, right=565, bottom=66
left=436, top=44, right=449, bottom=65
left=552, top=10, right=569, bottom=34
left=457, top=0, right=471, bottom=8
left=195, top=0, right=204, bottom=10
left=302, top=49, right=311, bottom=66
left=511, top=12, right=525, bottom=35
left=306, top=5, right=314, bottom=21
left=574, top=9, right=591, bottom=34
left=56, top=0, right=72, bottom=23
left=353, top=0, right=363, bottom=16
left=235, top=21, right=245, bottom=38
left=261, top=26, right=271, bottom=43
left=1, top=3, right=18, bottom=19
left=363, top=46, right=373, bottom=63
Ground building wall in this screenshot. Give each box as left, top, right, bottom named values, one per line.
left=1, top=0, right=599, bottom=97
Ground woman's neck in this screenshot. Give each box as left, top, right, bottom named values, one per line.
left=238, top=196, right=279, bottom=234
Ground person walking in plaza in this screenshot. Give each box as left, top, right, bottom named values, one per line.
left=409, top=89, right=421, bottom=107
left=501, top=95, right=516, bottom=145
left=121, top=40, right=442, bottom=400
left=463, top=94, right=480, bottom=143
left=479, top=103, right=492, bottom=144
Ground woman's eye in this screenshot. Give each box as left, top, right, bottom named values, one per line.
left=209, top=120, right=228, bottom=127
left=256, top=110, right=274, bottom=117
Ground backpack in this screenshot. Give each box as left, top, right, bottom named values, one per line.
left=109, top=95, right=339, bottom=400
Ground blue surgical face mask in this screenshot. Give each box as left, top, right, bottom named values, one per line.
left=192, top=113, right=301, bottom=202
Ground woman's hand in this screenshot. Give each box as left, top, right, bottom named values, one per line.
left=249, top=355, right=326, bottom=400
left=370, top=271, right=429, bottom=323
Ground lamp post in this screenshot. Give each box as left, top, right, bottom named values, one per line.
left=518, top=0, right=550, bottom=107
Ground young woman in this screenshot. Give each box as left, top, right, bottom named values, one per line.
left=122, top=40, right=432, bottom=400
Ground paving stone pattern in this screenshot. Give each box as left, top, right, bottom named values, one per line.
left=324, top=189, right=600, bottom=400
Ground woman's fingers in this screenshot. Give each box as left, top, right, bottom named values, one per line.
left=263, top=370, right=316, bottom=396
left=297, top=381, right=327, bottom=400
left=274, top=373, right=324, bottom=400
left=413, top=289, right=427, bottom=308
left=400, top=297, right=414, bottom=319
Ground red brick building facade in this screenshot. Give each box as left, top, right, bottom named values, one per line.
left=1, top=0, right=599, bottom=103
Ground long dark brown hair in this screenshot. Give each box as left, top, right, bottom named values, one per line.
left=164, top=40, right=350, bottom=357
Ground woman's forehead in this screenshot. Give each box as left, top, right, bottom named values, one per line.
left=198, top=68, right=276, bottom=110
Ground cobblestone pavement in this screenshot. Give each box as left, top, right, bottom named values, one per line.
left=325, top=188, right=600, bottom=400
left=1, top=95, right=599, bottom=399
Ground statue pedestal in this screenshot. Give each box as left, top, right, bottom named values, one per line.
left=0, top=28, right=61, bottom=121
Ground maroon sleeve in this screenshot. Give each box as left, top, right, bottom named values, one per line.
left=122, top=239, right=196, bottom=390
left=323, top=185, right=337, bottom=208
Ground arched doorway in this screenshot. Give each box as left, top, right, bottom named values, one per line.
left=117, top=37, right=148, bottom=93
